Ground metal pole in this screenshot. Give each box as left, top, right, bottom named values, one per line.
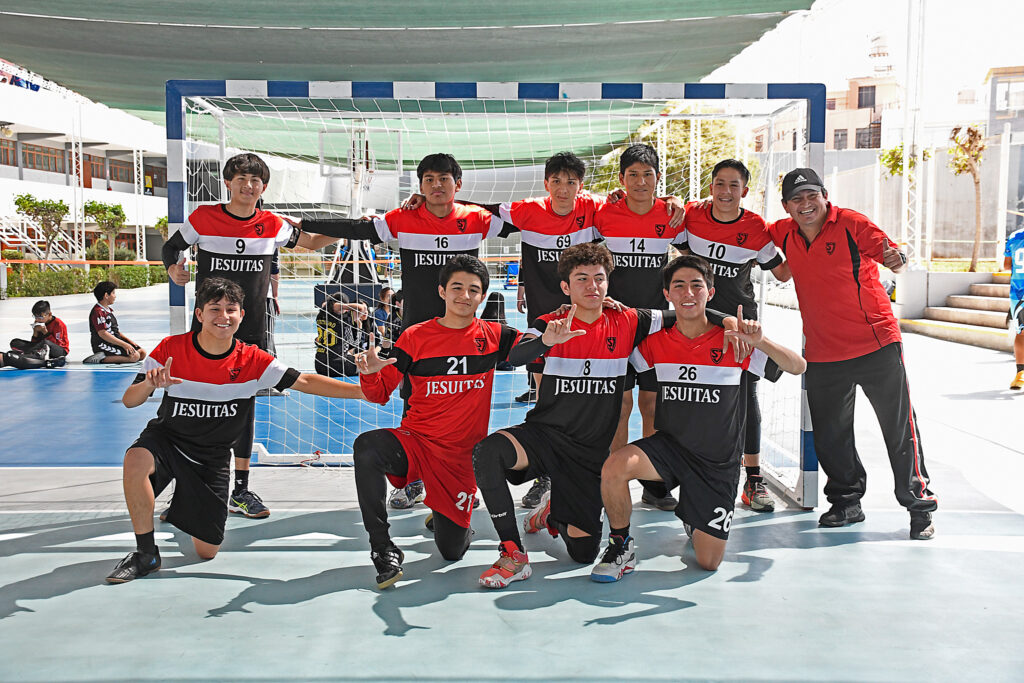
left=997, top=122, right=1012, bottom=260
left=925, top=148, right=936, bottom=264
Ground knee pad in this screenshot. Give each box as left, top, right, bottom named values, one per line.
left=472, top=433, right=517, bottom=489
left=563, top=532, right=600, bottom=564
left=3, top=351, right=45, bottom=370
left=352, top=429, right=405, bottom=472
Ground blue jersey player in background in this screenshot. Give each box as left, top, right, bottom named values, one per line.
left=1003, top=228, right=1024, bottom=389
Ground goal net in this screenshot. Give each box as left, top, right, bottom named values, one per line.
left=166, top=80, right=822, bottom=508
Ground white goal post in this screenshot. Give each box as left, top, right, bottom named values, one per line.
left=164, top=79, right=824, bottom=508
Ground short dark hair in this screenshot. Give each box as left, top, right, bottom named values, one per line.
left=545, top=152, right=586, bottom=181
left=619, top=143, right=659, bottom=175
left=417, top=153, right=462, bottom=183
left=439, top=254, right=489, bottom=291
left=223, top=153, right=270, bottom=184
left=195, top=277, right=245, bottom=310
left=557, top=243, right=614, bottom=282
left=663, top=254, right=714, bottom=290
left=712, top=158, right=751, bottom=185
left=93, top=280, right=117, bottom=302
left=31, top=300, right=50, bottom=317
left=392, top=290, right=404, bottom=305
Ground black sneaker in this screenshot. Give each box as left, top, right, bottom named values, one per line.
left=229, top=489, right=271, bottom=518
left=521, top=476, right=551, bottom=508
left=106, top=549, right=161, bottom=584
left=515, top=389, right=537, bottom=403
left=371, top=544, right=405, bottom=589
left=641, top=489, right=679, bottom=511
left=909, top=511, right=935, bottom=540
left=818, top=502, right=866, bottom=527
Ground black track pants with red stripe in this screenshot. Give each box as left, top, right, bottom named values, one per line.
left=804, top=342, right=937, bottom=512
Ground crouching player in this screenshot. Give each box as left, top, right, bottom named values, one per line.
left=591, top=255, right=805, bottom=581
left=106, top=277, right=365, bottom=583
left=352, top=255, right=520, bottom=589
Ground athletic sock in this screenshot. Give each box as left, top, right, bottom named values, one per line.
left=1016, top=364, right=1023, bottom=373
left=745, top=465, right=760, bottom=479
left=233, top=470, right=249, bottom=494
left=472, top=435, right=524, bottom=553
left=135, top=530, right=157, bottom=555
left=610, top=526, right=630, bottom=541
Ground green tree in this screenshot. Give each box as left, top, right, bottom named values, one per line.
left=154, top=215, right=169, bottom=241
left=84, top=200, right=128, bottom=263
left=878, top=143, right=930, bottom=177
left=948, top=126, right=986, bottom=272
left=13, top=193, right=70, bottom=264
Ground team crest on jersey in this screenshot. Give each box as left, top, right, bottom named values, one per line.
left=574, top=216, right=584, bottom=228
left=474, top=337, right=486, bottom=352
left=825, top=242, right=836, bottom=255
left=228, top=367, right=242, bottom=381
left=710, top=348, right=724, bottom=365
left=736, top=233, right=747, bottom=246
left=253, top=223, right=265, bottom=236
left=655, top=224, right=666, bottom=237
left=605, top=337, right=616, bottom=352
left=456, top=218, right=467, bottom=232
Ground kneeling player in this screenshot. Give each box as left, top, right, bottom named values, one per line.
left=353, top=255, right=520, bottom=589
left=473, top=243, right=670, bottom=588
left=106, top=278, right=365, bottom=584
left=591, top=255, right=805, bottom=582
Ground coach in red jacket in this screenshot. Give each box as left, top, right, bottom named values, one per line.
left=767, top=168, right=936, bottom=540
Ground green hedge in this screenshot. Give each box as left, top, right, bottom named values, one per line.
left=3, top=264, right=168, bottom=297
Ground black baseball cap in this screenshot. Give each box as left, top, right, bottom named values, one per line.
left=782, top=168, right=825, bottom=201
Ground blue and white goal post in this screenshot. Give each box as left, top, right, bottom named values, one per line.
left=163, top=79, right=821, bottom=507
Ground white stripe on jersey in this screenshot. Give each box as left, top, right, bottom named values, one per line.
left=744, top=348, right=771, bottom=379
left=520, top=228, right=598, bottom=249
left=371, top=216, right=398, bottom=243
left=653, top=363, right=743, bottom=386
left=542, top=356, right=628, bottom=378
left=602, top=235, right=681, bottom=254
left=628, top=347, right=650, bottom=373
left=162, top=358, right=288, bottom=401
left=395, top=232, right=484, bottom=251
left=484, top=214, right=506, bottom=239
left=180, top=218, right=200, bottom=245
left=498, top=203, right=514, bottom=224
left=195, top=234, right=287, bottom=256
left=684, top=233, right=764, bottom=265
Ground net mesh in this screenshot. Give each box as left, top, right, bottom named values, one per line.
left=181, top=91, right=809, bottom=501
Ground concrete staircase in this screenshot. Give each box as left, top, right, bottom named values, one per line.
left=900, top=273, right=1013, bottom=352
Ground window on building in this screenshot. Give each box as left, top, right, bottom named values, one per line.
left=144, top=165, right=167, bottom=188
left=855, top=123, right=881, bottom=149
left=754, top=136, right=764, bottom=152
left=826, top=98, right=837, bottom=111
left=22, top=144, right=66, bottom=173
left=0, top=139, right=15, bottom=166
left=834, top=129, right=848, bottom=150
left=109, top=159, right=134, bottom=183
left=84, top=153, right=105, bottom=181
left=857, top=85, right=876, bottom=109
left=792, top=130, right=798, bottom=151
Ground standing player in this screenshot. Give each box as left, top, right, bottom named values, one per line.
left=680, top=159, right=792, bottom=512
left=162, top=152, right=345, bottom=519
left=1003, top=227, right=1024, bottom=389
left=352, top=255, right=520, bottom=589
left=594, top=143, right=687, bottom=511
left=471, top=243, right=669, bottom=588
left=591, top=255, right=805, bottom=581
left=769, top=168, right=937, bottom=539
left=105, top=278, right=365, bottom=583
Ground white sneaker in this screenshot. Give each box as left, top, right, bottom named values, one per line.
left=590, top=535, right=637, bottom=582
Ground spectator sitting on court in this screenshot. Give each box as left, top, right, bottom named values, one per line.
left=84, top=281, right=147, bottom=365
left=0, top=300, right=69, bottom=369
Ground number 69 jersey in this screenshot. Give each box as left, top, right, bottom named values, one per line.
left=630, top=325, right=782, bottom=469
left=359, top=318, right=521, bottom=453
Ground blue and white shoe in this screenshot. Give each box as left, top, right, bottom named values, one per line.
left=590, top=535, right=637, bottom=582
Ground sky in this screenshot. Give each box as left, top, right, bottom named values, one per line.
left=707, top=0, right=1024, bottom=113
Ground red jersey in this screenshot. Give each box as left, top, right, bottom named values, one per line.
left=41, top=316, right=69, bottom=352
left=182, top=204, right=298, bottom=343
left=499, top=193, right=601, bottom=323
left=89, top=303, right=121, bottom=352
left=594, top=199, right=685, bottom=309
left=360, top=317, right=521, bottom=453
left=373, top=205, right=514, bottom=328
left=767, top=205, right=901, bottom=362
left=681, top=202, right=783, bottom=319
left=526, top=307, right=665, bottom=454
left=137, top=332, right=297, bottom=464
left=631, top=325, right=781, bottom=468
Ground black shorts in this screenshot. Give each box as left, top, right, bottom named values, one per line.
left=623, top=365, right=658, bottom=392
left=131, top=428, right=231, bottom=545
left=503, top=422, right=607, bottom=537
left=633, top=431, right=740, bottom=541
left=95, top=335, right=138, bottom=357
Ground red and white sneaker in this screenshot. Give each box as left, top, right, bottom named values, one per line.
left=522, top=490, right=556, bottom=536
left=479, top=541, right=532, bottom=589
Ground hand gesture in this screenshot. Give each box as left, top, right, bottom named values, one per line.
left=721, top=306, right=754, bottom=362
left=882, top=244, right=907, bottom=273
left=355, top=333, right=397, bottom=375
left=517, top=285, right=527, bottom=314
left=402, top=193, right=426, bottom=211
left=664, top=196, right=685, bottom=228
left=605, top=188, right=626, bottom=204
left=146, top=357, right=182, bottom=390
left=541, top=305, right=587, bottom=346
left=168, top=257, right=189, bottom=286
